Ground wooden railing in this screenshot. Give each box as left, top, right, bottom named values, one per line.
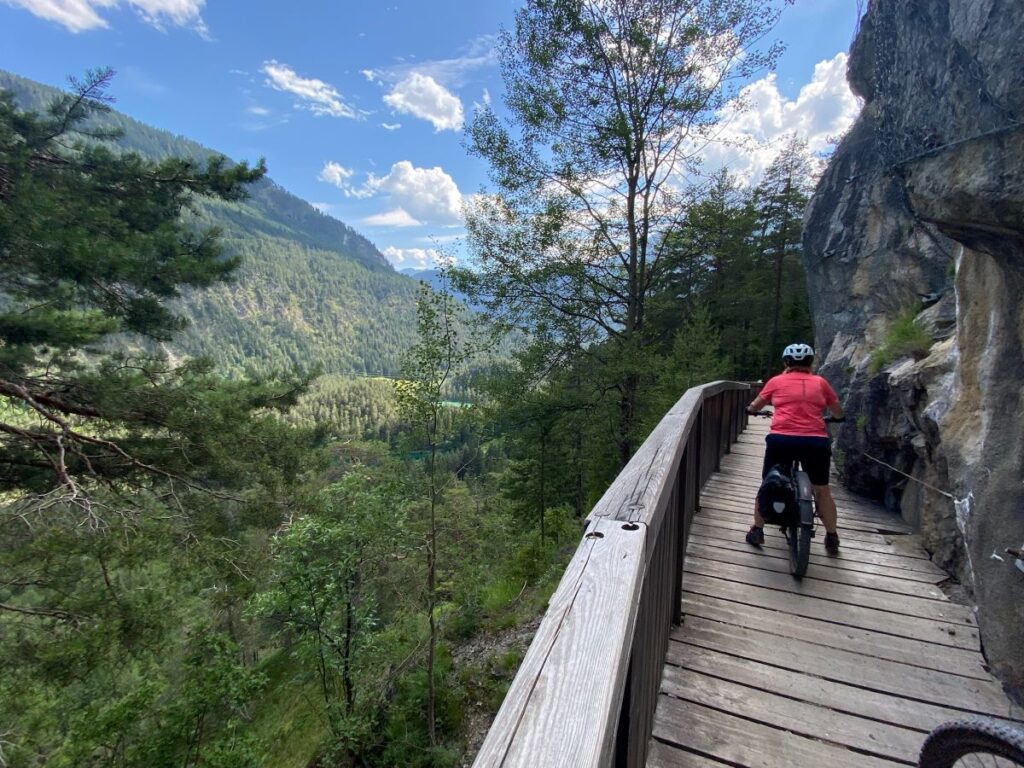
left=473, top=381, right=752, bottom=768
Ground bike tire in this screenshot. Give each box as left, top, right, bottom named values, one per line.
left=919, top=719, right=1024, bottom=767
left=787, top=500, right=813, bottom=579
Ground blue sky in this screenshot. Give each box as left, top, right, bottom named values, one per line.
left=1, top=0, right=862, bottom=270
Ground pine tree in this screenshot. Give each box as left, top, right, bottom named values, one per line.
left=0, top=69, right=311, bottom=521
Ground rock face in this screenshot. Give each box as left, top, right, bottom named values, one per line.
left=804, top=0, right=1024, bottom=690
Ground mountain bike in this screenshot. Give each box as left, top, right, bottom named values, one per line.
left=751, top=413, right=842, bottom=580
left=919, top=718, right=1024, bottom=766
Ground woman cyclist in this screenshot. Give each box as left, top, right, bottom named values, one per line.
left=744, top=343, right=844, bottom=555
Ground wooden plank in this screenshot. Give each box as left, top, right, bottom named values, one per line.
left=685, top=542, right=947, bottom=601
left=682, top=558, right=975, bottom=625
left=652, top=698, right=900, bottom=768
left=700, top=496, right=902, bottom=535
left=647, top=739, right=733, bottom=768
left=690, top=515, right=948, bottom=575
left=659, top=665, right=924, bottom=762
left=688, top=529, right=947, bottom=584
left=682, top=571, right=980, bottom=650
left=690, top=517, right=946, bottom=576
left=698, top=498, right=920, bottom=543
left=700, top=486, right=909, bottom=532
left=670, top=616, right=1016, bottom=716
left=703, top=478, right=909, bottom=525
left=473, top=520, right=646, bottom=767
left=706, top=499, right=905, bottom=533
left=665, top=641, right=1011, bottom=733
left=680, top=591, right=991, bottom=678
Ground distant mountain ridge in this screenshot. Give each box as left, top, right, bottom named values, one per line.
left=1, top=69, right=419, bottom=376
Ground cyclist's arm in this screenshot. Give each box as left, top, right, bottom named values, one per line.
left=827, top=402, right=844, bottom=419
left=747, top=395, right=768, bottom=414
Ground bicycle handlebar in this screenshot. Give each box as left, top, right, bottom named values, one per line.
left=746, top=410, right=846, bottom=423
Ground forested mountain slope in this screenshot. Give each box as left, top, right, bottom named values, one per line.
left=0, top=70, right=420, bottom=376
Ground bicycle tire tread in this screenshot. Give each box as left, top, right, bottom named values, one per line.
left=919, top=719, right=1024, bottom=767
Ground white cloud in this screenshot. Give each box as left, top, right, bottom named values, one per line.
left=701, top=53, right=861, bottom=183
left=361, top=68, right=381, bottom=84
left=372, top=161, right=463, bottom=224
left=246, top=105, right=270, bottom=116
left=323, top=160, right=464, bottom=225
left=317, top=161, right=376, bottom=199
left=381, top=122, right=401, bottom=131
left=363, top=209, right=422, bottom=228
left=382, top=246, right=443, bottom=269
left=5, top=0, right=207, bottom=33
left=372, top=35, right=498, bottom=89
left=311, top=202, right=334, bottom=214
left=261, top=60, right=358, bottom=118
left=318, top=161, right=354, bottom=187
left=383, top=73, right=463, bottom=132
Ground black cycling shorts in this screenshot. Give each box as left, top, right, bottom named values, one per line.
left=762, top=434, right=832, bottom=486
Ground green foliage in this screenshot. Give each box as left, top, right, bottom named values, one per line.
left=0, top=69, right=330, bottom=511
left=462, top=0, right=790, bottom=466
left=0, top=68, right=422, bottom=379
left=251, top=470, right=406, bottom=760
left=869, top=308, right=932, bottom=372
left=379, top=652, right=463, bottom=768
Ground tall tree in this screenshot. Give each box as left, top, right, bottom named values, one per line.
left=0, top=70, right=315, bottom=522
left=751, top=134, right=813, bottom=375
left=463, top=0, right=790, bottom=466
left=394, top=279, right=475, bottom=747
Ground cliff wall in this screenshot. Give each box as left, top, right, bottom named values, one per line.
left=803, top=0, right=1024, bottom=688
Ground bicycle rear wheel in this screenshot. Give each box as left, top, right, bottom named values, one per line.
left=787, top=524, right=812, bottom=579
left=919, top=719, right=1024, bottom=767
left=788, top=500, right=813, bottom=579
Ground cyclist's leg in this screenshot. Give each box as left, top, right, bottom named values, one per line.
left=812, top=485, right=838, bottom=533
left=801, top=438, right=838, bottom=535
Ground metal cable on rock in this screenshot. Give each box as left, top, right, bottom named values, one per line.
left=854, top=449, right=956, bottom=500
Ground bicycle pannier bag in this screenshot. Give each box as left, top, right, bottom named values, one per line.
left=757, top=465, right=797, bottom=525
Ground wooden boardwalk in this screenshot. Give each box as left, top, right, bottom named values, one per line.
left=648, top=418, right=1024, bottom=767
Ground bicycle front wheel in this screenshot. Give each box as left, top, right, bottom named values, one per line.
left=919, top=719, right=1024, bottom=767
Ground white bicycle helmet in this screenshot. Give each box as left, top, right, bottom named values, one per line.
left=782, top=342, right=814, bottom=362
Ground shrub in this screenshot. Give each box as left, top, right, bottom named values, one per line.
left=869, top=309, right=931, bottom=372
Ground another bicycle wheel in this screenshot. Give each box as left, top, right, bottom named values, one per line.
left=919, top=719, right=1024, bottom=767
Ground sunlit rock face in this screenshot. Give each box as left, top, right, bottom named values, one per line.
left=803, top=0, right=1024, bottom=689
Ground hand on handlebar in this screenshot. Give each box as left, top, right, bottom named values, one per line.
left=747, top=409, right=772, bottom=417
left=824, top=415, right=846, bottom=423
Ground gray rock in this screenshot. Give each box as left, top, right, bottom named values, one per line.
left=804, top=0, right=1024, bottom=690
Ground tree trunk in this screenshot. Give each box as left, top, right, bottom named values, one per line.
left=618, top=372, right=639, bottom=467
left=768, top=177, right=793, bottom=376
left=426, top=426, right=438, bottom=747
left=539, top=428, right=546, bottom=543
left=343, top=588, right=355, bottom=715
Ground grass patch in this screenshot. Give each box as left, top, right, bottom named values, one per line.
left=244, top=649, right=328, bottom=768
left=869, top=308, right=931, bottom=372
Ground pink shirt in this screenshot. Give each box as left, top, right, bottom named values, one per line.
left=759, top=371, right=839, bottom=438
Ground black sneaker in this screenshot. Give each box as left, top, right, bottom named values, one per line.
left=745, top=525, right=765, bottom=547
left=824, top=531, right=840, bottom=555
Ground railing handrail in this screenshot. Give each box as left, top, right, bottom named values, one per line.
left=473, top=380, right=751, bottom=768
